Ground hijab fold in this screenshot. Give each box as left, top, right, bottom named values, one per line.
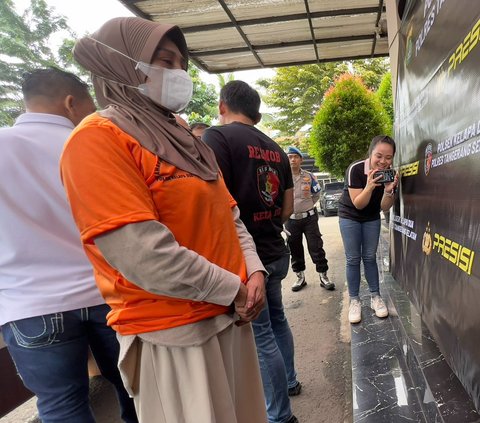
left=74, top=17, right=218, bottom=181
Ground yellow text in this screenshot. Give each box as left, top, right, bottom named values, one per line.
left=448, top=17, right=480, bottom=75
left=433, top=233, right=475, bottom=275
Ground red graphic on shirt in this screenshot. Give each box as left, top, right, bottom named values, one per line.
left=247, top=145, right=281, bottom=163
left=257, top=165, right=280, bottom=206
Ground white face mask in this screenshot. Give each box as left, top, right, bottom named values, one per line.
left=136, top=62, right=193, bottom=113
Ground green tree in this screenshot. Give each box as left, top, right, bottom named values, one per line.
left=309, top=74, right=389, bottom=177
left=258, top=58, right=389, bottom=136
left=0, top=1, right=217, bottom=127
left=217, top=72, right=235, bottom=88
left=273, top=133, right=309, bottom=152
left=257, top=62, right=347, bottom=136
left=376, top=72, right=394, bottom=136
left=184, top=64, right=218, bottom=125
left=57, top=38, right=91, bottom=80
left=351, top=59, right=390, bottom=91
left=0, top=0, right=72, bottom=127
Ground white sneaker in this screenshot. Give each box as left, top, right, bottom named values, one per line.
left=348, top=298, right=362, bottom=324
left=371, top=295, right=389, bottom=318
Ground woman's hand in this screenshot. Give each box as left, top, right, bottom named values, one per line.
left=381, top=171, right=398, bottom=210
left=234, top=272, right=266, bottom=325
left=384, top=172, right=399, bottom=193
left=350, top=168, right=387, bottom=210
left=366, top=169, right=382, bottom=191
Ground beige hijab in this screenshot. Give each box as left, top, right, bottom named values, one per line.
left=73, top=17, right=218, bottom=181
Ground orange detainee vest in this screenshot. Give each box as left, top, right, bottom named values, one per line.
left=62, top=115, right=247, bottom=335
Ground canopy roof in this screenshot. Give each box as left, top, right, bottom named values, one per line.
left=118, top=0, right=388, bottom=73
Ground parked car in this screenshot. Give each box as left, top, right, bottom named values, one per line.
left=318, top=181, right=344, bottom=216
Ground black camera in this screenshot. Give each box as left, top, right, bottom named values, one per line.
left=373, top=169, right=395, bottom=183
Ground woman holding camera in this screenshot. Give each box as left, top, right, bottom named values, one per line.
left=338, top=135, right=398, bottom=324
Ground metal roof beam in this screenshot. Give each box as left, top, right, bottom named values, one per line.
left=216, top=0, right=265, bottom=68
left=304, top=0, right=320, bottom=63
left=194, top=52, right=388, bottom=74
left=371, top=0, right=385, bottom=56
left=117, top=0, right=390, bottom=73
left=190, top=34, right=384, bottom=57
left=181, top=6, right=385, bottom=33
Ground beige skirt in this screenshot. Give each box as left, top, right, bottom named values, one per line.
left=121, top=323, right=267, bottom=423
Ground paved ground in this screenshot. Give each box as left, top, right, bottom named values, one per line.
left=286, top=214, right=353, bottom=423
left=1, top=214, right=353, bottom=423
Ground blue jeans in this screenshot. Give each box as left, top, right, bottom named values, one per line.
left=252, top=253, right=297, bottom=423
left=2, top=304, right=137, bottom=423
left=339, top=217, right=381, bottom=298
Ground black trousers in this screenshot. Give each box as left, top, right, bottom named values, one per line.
left=285, top=211, right=328, bottom=273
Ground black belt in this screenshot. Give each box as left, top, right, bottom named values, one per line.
left=290, top=208, right=316, bottom=220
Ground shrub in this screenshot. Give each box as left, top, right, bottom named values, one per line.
left=310, top=73, right=389, bottom=177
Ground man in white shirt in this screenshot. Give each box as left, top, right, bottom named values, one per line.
left=0, top=68, right=137, bottom=423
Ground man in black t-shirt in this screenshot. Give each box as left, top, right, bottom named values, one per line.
left=203, top=81, right=300, bottom=423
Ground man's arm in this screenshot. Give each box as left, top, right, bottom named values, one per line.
left=311, top=173, right=321, bottom=204
left=232, top=206, right=266, bottom=321
left=281, top=153, right=294, bottom=222
left=281, top=188, right=294, bottom=223
left=231, top=206, right=265, bottom=277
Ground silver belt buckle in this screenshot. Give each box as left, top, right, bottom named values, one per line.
left=294, top=213, right=303, bottom=219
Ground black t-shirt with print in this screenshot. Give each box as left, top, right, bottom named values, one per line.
left=203, top=122, right=293, bottom=265
left=338, top=159, right=384, bottom=222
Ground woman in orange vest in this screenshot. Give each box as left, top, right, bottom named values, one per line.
left=61, top=17, right=268, bottom=423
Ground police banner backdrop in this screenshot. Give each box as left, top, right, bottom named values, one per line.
left=393, top=0, right=480, bottom=409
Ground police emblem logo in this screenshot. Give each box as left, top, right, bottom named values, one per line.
left=422, top=222, right=433, bottom=255
left=424, top=143, right=433, bottom=175
left=257, top=165, right=280, bottom=206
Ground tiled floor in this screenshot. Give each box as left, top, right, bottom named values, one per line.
left=351, top=290, right=426, bottom=422
left=350, top=223, right=480, bottom=422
